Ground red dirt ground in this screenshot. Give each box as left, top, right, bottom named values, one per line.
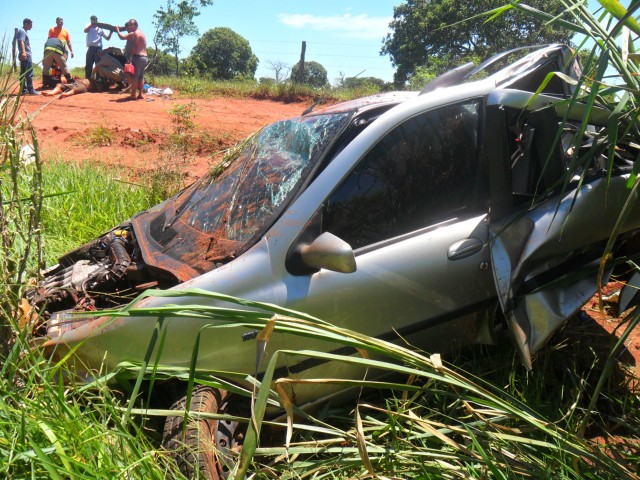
left=18, top=88, right=311, bottom=180
left=16, top=89, right=640, bottom=380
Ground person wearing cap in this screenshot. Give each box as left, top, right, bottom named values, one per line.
left=48, top=17, right=74, bottom=59
left=84, top=15, right=112, bottom=79
left=115, top=19, right=147, bottom=100
left=16, top=18, right=39, bottom=95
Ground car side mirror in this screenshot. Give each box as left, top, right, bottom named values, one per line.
left=299, top=232, right=356, bottom=273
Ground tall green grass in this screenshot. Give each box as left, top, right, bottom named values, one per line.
left=0, top=329, right=184, bottom=478
left=0, top=49, right=185, bottom=478
left=0, top=50, right=43, bottom=356
left=100, top=290, right=639, bottom=479
left=147, top=74, right=386, bottom=103
left=37, top=159, right=162, bottom=263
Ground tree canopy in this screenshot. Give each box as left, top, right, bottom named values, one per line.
left=190, top=27, right=258, bottom=80
left=145, top=48, right=176, bottom=76
left=291, top=61, right=329, bottom=88
left=341, top=76, right=386, bottom=90
left=153, top=0, right=214, bottom=75
left=381, top=0, right=573, bottom=85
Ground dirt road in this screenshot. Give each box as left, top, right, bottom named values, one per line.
left=19, top=89, right=310, bottom=178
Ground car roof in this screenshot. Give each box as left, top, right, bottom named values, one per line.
left=306, top=44, right=576, bottom=120
left=308, top=91, right=419, bottom=116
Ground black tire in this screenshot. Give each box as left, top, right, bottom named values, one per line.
left=162, top=385, right=244, bottom=479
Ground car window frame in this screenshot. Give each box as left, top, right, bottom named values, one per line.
left=319, top=97, right=489, bottom=254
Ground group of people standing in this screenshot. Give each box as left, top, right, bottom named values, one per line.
left=16, top=15, right=147, bottom=100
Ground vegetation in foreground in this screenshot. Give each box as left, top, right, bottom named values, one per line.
left=0, top=1, right=639, bottom=479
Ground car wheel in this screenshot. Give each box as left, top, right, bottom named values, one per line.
left=163, top=385, right=245, bottom=479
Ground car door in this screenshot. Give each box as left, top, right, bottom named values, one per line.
left=485, top=104, right=640, bottom=369
left=275, top=99, right=497, bottom=375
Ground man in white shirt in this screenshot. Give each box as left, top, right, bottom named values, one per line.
left=84, top=15, right=112, bottom=79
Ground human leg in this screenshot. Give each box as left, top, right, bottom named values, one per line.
left=55, top=53, right=72, bottom=82
left=42, top=52, right=55, bottom=88
left=42, top=52, right=54, bottom=76
left=20, top=57, right=35, bottom=93
left=131, top=56, right=148, bottom=99
left=40, top=85, right=61, bottom=96
left=85, top=49, right=92, bottom=79
left=19, top=59, right=28, bottom=92
left=85, top=47, right=100, bottom=79
left=54, top=53, right=70, bottom=75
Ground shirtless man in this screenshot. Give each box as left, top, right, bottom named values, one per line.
left=115, top=19, right=147, bottom=100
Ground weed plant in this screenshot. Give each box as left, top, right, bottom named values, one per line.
left=0, top=52, right=43, bottom=356
left=0, top=50, right=183, bottom=478
left=102, top=290, right=639, bottom=479
left=36, top=158, right=160, bottom=263
left=84, top=125, right=116, bottom=147
left=0, top=316, right=184, bottom=478
left=169, top=102, right=196, bottom=151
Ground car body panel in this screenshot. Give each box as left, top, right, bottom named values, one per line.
left=32, top=45, right=640, bottom=401
left=490, top=175, right=640, bottom=368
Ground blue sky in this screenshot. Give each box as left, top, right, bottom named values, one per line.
left=1, top=0, right=613, bottom=85
left=1, top=0, right=399, bottom=84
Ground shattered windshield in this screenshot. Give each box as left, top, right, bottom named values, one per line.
left=164, top=112, right=351, bottom=244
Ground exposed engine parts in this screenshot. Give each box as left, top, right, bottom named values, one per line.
left=27, top=224, right=174, bottom=318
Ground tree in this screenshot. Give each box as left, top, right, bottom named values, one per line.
left=265, top=59, right=290, bottom=83
left=190, top=27, right=258, bottom=80
left=145, top=47, right=176, bottom=76
left=382, top=0, right=573, bottom=85
left=291, top=61, right=329, bottom=88
left=153, top=0, right=214, bottom=76
left=341, top=76, right=386, bottom=90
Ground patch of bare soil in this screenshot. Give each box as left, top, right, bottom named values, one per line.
left=19, top=88, right=310, bottom=180
left=580, top=281, right=640, bottom=383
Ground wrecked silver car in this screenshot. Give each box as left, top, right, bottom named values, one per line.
left=28, top=44, right=640, bottom=477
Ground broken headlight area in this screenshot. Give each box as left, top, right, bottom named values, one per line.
left=26, top=223, right=179, bottom=336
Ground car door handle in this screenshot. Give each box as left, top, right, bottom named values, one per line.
left=447, top=237, right=484, bottom=261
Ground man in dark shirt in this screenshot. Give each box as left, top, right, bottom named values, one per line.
left=16, top=18, right=39, bottom=95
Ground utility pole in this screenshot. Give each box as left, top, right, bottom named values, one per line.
left=297, top=41, right=306, bottom=83
left=12, top=28, right=18, bottom=72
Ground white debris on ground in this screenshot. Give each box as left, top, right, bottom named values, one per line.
left=145, top=86, right=174, bottom=97
left=19, top=144, right=35, bottom=165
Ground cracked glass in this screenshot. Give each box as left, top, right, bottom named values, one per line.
left=161, top=112, right=351, bottom=246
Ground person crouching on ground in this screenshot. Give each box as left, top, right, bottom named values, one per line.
left=40, top=78, right=103, bottom=99
left=42, top=37, right=72, bottom=85
left=115, top=19, right=147, bottom=100
left=93, top=49, right=126, bottom=88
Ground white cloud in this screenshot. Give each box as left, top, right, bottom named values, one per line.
left=278, top=13, right=391, bottom=39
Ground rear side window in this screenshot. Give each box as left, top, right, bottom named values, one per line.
left=323, top=100, right=484, bottom=249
